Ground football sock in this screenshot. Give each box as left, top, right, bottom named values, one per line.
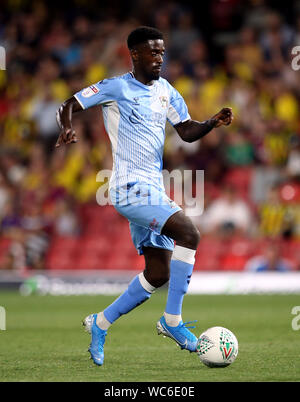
left=164, top=245, right=195, bottom=325
left=96, top=311, right=111, bottom=330
left=164, top=312, right=182, bottom=327
left=103, top=272, right=155, bottom=325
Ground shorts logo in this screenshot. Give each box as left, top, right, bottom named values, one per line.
left=82, top=85, right=100, bottom=98
left=149, top=218, right=159, bottom=231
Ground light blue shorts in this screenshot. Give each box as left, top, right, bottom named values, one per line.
left=110, top=182, right=181, bottom=255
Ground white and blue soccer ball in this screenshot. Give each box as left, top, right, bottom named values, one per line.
left=196, top=326, right=238, bottom=368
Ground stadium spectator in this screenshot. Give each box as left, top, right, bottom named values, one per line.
left=53, top=199, right=79, bottom=237
left=0, top=0, right=300, bottom=270
left=197, top=184, right=254, bottom=236
left=30, top=86, right=61, bottom=154
left=244, top=242, right=294, bottom=272
left=0, top=227, right=26, bottom=272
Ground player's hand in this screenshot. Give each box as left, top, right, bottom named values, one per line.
left=55, top=128, right=78, bottom=148
left=211, top=107, right=234, bottom=128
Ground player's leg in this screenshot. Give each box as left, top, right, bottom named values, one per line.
left=143, top=246, right=172, bottom=288
left=84, top=270, right=156, bottom=366
left=156, top=210, right=200, bottom=351
left=84, top=246, right=170, bottom=366
left=84, top=183, right=195, bottom=364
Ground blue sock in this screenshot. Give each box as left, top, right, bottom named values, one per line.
left=104, top=275, right=152, bottom=324
left=165, top=259, right=194, bottom=316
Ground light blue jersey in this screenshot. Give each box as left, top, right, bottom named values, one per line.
left=74, top=72, right=190, bottom=254
left=74, top=72, right=190, bottom=190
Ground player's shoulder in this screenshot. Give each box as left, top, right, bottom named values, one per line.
left=158, top=77, right=181, bottom=96
left=98, top=72, right=131, bottom=89
left=158, top=76, right=172, bottom=90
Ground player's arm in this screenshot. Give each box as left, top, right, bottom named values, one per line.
left=174, top=107, right=234, bottom=143
left=55, top=96, right=83, bottom=148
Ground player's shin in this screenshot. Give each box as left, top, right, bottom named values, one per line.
left=164, top=245, right=196, bottom=326
left=98, top=272, right=156, bottom=328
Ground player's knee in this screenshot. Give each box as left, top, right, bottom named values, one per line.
left=180, top=225, right=200, bottom=250
left=144, top=270, right=169, bottom=289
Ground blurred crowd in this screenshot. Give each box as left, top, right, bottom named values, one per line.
left=1, top=0, right=300, bottom=271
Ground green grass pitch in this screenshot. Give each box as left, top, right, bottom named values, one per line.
left=0, top=291, right=299, bottom=382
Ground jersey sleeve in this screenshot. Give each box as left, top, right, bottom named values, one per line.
left=74, top=78, right=117, bottom=110
left=167, top=85, right=191, bottom=126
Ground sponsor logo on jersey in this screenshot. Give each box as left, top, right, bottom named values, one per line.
left=82, top=85, right=100, bottom=98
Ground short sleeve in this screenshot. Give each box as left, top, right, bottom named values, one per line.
left=74, top=79, right=117, bottom=110
left=167, top=85, right=191, bottom=126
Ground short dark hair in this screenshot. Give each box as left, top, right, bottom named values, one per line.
left=127, top=26, right=163, bottom=49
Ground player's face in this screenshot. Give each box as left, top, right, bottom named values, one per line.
left=135, top=39, right=165, bottom=81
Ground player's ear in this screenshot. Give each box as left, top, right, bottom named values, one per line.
left=130, top=48, right=139, bottom=63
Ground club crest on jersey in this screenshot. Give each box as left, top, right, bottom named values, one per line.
left=159, top=96, right=168, bottom=108
left=82, top=85, right=100, bottom=98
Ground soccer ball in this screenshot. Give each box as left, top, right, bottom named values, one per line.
left=196, top=326, right=238, bottom=368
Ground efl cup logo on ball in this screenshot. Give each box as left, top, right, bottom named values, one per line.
left=197, top=326, right=238, bottom=368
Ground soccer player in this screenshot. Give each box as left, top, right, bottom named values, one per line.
left=56, top=26, right=233, bottom=366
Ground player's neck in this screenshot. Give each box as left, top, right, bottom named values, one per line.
left=131, top=70, right=155, bottom=86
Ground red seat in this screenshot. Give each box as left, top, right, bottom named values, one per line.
left=48, top=236, right=78, bottom=254
left=194, top=253, right=221, bottom=271
left=46, top=253, right=74, bottom=270
left=0, top=237, right=11, bottom=264
left=0, top=237, right=12, bottom=249
left=280, top=239, right=300, bottom=268
left=73, top=253, right=102, bottom=270
left=219, top=253, right=248, bottom=271
left=194, top=236, right=224, bottom=271
left=79, top=236, right=110, bottom=255
left=104, top=253, right=133, bottom=270
left=112, top=238, right=135, bottom=255
left=224, top=237, right=254, bottom=257
left=224, top=167, right=253, bottom=199
left=129, top=254, right=144, bottom=270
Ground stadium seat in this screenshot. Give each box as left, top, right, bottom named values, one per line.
left=194, top=253, right=221, bottom=271
left=46, top=253, right=74, bottom=270
left=280, top=239, right=300, bottom=269
left=48, top=236, right=78, bottom=253
left=72, top=253, right=102, bottom=270
left=45, top=237, right=79, bottom=269
left=79, top=235, right=110, bottom=256
left=0, top=237, right=11, bottom=252
left=224, top=237, right=254, bottom=257
left=219, top=253, right=249, bottom=271
left=194, top=236, right=224, bottom=271
left=104, top=253, right=134, bottom=270
left=224, top=167, right=253, bottom=199
left=129, top=254, right=144, bottom=271
left=0, top=237, right=11, bottom=266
